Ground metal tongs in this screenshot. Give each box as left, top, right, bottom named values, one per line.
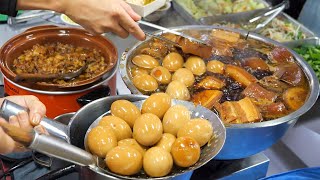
left=138, top=20, right=211, bottom=46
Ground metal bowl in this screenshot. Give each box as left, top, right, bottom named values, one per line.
left=119, top=25, right=320, bottom=159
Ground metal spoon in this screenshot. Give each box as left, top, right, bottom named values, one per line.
left=14, top=63, right=88, bottom=83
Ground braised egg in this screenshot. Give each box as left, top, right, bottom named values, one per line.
left=133, top=74, right=158, bottom=92
left=111, top=100, right=141, bottom=128
left=106, top=146, right=142, bottom=176
left=132, top=54, right=159, bottom=69
left=162, top=52, right=184, bottom=72
left=98, top=116, right=132, bottom=141
left=177, top=118, right=213, bottom=147
left=118, top=138, right=147, bottom=156
left=141, top=93, right=171, bottom=119
left=206, top=60, right=225, bottom=74
left=166, top=81, right=190, bottom=100
left=143, top=147, right=173, bottom=177
left=155, top=133, right=176, bottom=152
left=171, top=136, right=200, bottom=167
left=162, top=105, right=191, bottom=136
left=184, top=56, right=206, bottom=76
left=150, top=66, right=172, bottom=84
left=87, top=126, right=117, bottom=158
left=133, top=113, right=163, bottom=146
left=172, top=68, right=195, bottom=87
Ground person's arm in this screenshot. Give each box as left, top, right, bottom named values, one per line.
left=16, top=0, right=145, bottom=40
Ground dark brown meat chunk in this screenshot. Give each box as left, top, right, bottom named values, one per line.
left=274, top=63, right=306, bottom=86
left=243, top=57, right=269, bottom=71
left=259, top=76, right=290, bottom=93
left=268, top=47, right=294, bottom=64
left=242, top=83, right=278, bottom=106
left=260, top=102, right=289, bottom=119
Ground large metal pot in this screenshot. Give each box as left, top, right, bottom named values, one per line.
left=119, top=25, right=320, bottom=160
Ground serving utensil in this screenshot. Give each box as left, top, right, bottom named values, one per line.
left=0, top=98, right=226, bottom=180
left=138, top=20, right=210, bottom=46
left=0, top=120, right=102, bottom=168
left=14, top=63, right=88, bottom=83
left=143, top=31, right=182, bottom=48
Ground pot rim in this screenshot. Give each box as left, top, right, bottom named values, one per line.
left=2, top=60, right=119, bottom=95
left=0, top=25, right=118, bottom=90
left=120, top=25, right=320, bottom=128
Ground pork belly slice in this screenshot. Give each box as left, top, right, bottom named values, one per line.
left=242, top=83, right=278, bottom=106
left=225, top=65, right=257, bottom=87
left=195, top=76, right=225, bottom=90
left=192, top=90, right=223, bottom=109
left=218, top=97, right=262, bottom=124
left=237, top=97, right=263, bottom=123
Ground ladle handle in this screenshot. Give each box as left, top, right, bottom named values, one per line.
left=31, top=132, right=96, bottom=167
left=15, top=73, right=59, bottom=82
left=0, top=99, right=70, bottom=142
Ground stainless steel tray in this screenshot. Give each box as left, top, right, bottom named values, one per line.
left=172, top=0, right=271, bottom=24
left=172, top=0, right=315, bottom=42
left=284, top=37, right=320, bottom=48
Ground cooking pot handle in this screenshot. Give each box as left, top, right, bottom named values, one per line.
left=0, top=99, right=70, bottom=142
left=36, top=164, right=77, bottom=180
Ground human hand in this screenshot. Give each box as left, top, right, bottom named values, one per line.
left=61, top=0, right=145, bottom=40
left=0, top=95, right=46, bottom=154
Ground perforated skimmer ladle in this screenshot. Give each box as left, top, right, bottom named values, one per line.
left=0, top=98, right=226, bottom=180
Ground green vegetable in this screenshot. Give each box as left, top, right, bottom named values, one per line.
left=294, top=45, right=320, bottom=81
